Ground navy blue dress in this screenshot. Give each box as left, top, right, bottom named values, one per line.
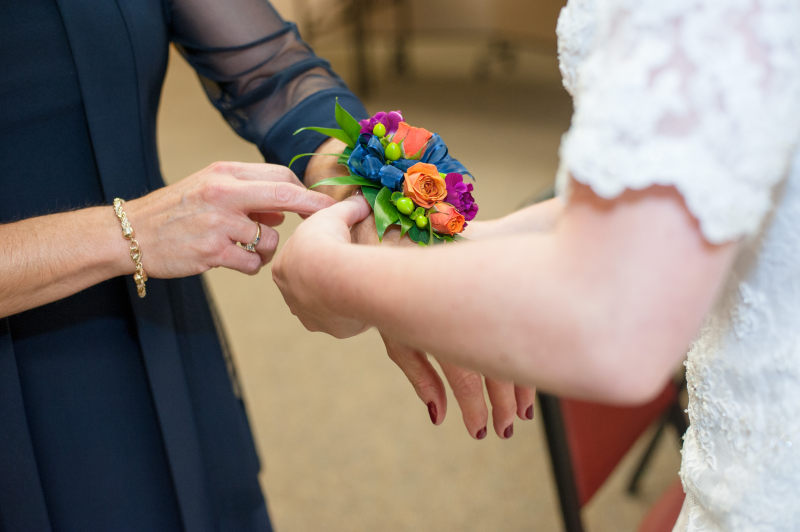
left=0, top=1, right=367, bottom=530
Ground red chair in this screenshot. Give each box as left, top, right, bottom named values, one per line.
left=539, top=378, right=688, bottom=532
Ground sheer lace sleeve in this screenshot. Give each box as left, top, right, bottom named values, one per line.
left=556, top=0, right=800, bottom=243
left=167, top=0, right=368, bottom=180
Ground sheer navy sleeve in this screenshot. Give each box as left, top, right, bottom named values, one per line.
left=167, top=0, right=368, bottom=180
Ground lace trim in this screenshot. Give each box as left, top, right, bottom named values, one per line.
left=556, top=0, right=800, bottom=244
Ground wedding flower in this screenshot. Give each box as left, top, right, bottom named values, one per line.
left=403, top=162, right=447, bottom=208
left=419, top=134, right=470, bottom=175
left=392, top=122, right=433, bottom=159
left=297, top=100, right=477, bottom=245
left=347, top=134, right=386, bottom=183
left=359, top=110, right=404, bottom=135
left=429, top=202, right=466, bottom=235
left=347, top=134, right=408, bottom=190
left=445, top=173, right=478, bottom=221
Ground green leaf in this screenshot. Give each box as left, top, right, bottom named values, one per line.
left=338, top=146, right=353, bottom=166
left=335, top=98, right=363, bottom=146
left=362, top=185, right=379, bottom=208
left=432, top=232, right=455, bottom=243
left=373, top=187, right=400, bottom=240
left=398, top=213, right=413, bottom=237
left=294, top=126, right=354, bottom=147
left=309, top=175, right=381, bottom=189
left=390, top=191, right=404, bottom=203
left=288, top=152, right=344, bottom=170
left=407, top=223, right=431, bottom=246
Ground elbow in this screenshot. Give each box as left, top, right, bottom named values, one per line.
left=579, top=332, right=687, bottom=406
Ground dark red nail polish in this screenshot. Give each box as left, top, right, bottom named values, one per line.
left=427, top=402, right=437, bottom=424
left=504, top=424, right=514, bottom=439
left=525, top=404, right=534, bottom=420
left=476, top=426, right=487, bottom=440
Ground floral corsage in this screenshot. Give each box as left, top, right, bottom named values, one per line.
left=290, top=100, right=477, bottom=245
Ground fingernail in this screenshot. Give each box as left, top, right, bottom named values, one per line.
left=476, top=426, right=487, bottom=440
left=427, top=402, right=437, bottom=424
left=525, top=404, right=534, bottom=420
left=504, top=424, right=514, bottom=439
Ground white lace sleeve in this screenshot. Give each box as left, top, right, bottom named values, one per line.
left=556, top=0, right=800, bottom=244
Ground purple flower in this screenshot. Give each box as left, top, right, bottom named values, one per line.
left=444, top=173, right=478, bottom=221
left=359, top=110, right=404, bottom=135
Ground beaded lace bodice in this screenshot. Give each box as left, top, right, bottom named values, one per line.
left=555, top=1, right=800, bottom=530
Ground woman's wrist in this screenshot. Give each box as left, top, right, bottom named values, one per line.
left=304, top=138, right=356, bottom=201
left=84, top=205, right=139, bottom=278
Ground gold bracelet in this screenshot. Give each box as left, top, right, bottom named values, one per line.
left=112, top=198, right=147, bottom=298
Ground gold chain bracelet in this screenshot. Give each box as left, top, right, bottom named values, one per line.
left=112, top=198, right=147, bottom=298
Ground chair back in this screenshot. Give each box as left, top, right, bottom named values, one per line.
left=539, top=381, right=682, bottom=532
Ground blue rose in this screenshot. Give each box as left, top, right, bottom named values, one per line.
left=420, top=134, right=471, bottom=177
left=347, top=134, right=386, bottom=183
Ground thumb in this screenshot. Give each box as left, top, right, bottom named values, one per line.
left=316, top=194, right=372, bottom=228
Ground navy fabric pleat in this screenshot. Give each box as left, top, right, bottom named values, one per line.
left=0, top=320, right=51, bottom=532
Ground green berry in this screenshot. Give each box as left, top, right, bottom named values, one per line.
left=415, top=215, right=428, bottom=229
left=411, top=206, right=425, bottom=221
left=396, top=197, right=414, bottom=215
left=372, top=123, right=387, bottom=137
left=385, top=142, right=401, bottom=161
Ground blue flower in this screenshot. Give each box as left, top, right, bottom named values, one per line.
left=378, top=165, right=405, bottom=190
left=420, top=134, right=471, bottom=177
left=347, top=134, right=386, bottom=183
left=346, top=133, right=410, bottom=191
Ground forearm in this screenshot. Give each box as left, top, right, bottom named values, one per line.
left=462, top=197, right=564, bottom=240
left=321, top=235, right=621, bottom=399
left=0, top=206, right=130, bottom=318
left=313, top=187, right=735, bottom=404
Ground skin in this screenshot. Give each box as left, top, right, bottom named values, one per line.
left=272, top=181, right=739, bottom=405
left=311, top=139, right=536, bottom=439
left=0, top=160, right=334, bottom=318
left=0, top=137, right=523, bottom=439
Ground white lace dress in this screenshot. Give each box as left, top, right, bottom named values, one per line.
left=555, top=1, right=800, bottom=530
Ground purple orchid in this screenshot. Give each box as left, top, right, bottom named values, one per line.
left=444, top=173, right=478, bottom=221
left=359, top=110, right=404, bottom=135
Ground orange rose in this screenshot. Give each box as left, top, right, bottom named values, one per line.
left=403, top=162, right=447, bottom=208
left=392, top=121, right=433, bottom=159
left=429, top=202, right=465, bottom=235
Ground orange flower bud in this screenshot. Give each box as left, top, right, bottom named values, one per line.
left=403, top=163, right=447, bottom=209
left=429, top=202, right=465, bottom=235
left=392, top=122, right=433, bottom=159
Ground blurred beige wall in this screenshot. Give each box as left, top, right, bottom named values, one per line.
left=272, top=0, right=564, bottom=43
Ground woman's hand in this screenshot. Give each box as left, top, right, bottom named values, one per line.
left=272, top=195, right=373, bottom=338
left=126, top=161, right=335, bottom=278
left=0, top=161, right=334, bottom=318
left=274, top=195, right=536, bottom=438
left=381, top=334, right=536, bottom=439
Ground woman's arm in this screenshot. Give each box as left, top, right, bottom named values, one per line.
left=0, top=161, right=334, bottom=319
left=0, top=207, right=131, bottom=317
left=273, top=182, right=737, bottom=404
left=169, top=0, right=368, bottom=181
left=461, top=197, right=564, bottom=240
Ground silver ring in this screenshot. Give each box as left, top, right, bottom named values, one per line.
left=236, top=222, right=261, bottom=253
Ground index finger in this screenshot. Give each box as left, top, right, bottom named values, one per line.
left=212, top=161, right=305, bottom=188
left=234, top=180, right=336, bottom=216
